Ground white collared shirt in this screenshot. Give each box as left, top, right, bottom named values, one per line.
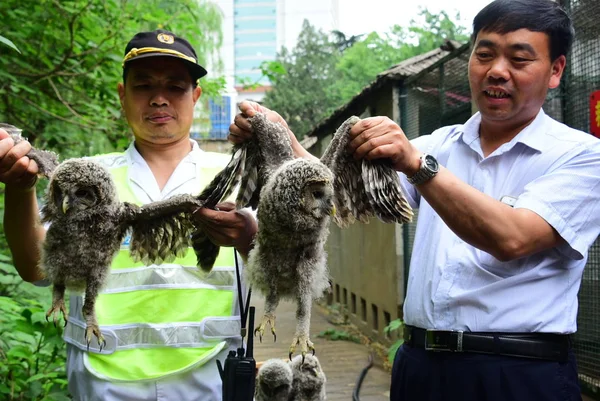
left=66, top=140, right=243, bottom=400
left=127, top=139, right=218, bottom=203
left=400, top=110, right=600, bottom=333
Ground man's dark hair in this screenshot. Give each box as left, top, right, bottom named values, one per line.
left=122, top=65, right=198, bottom=88
left=471, top=0, right=574, bottom=61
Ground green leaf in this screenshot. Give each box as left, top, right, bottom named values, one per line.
left=45, top=392, right=73, bottom=401
left=384, top=318, right=404, bottom=334
left=27, top=372, right=59, bottom=383
left=0, top=35, right=21, bottom=53
left=387, top=339, right=404, bottom=365
left=7, top=345, right=34, bottom=360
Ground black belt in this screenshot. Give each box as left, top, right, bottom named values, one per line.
left=403, top=325, right=570, bottom=362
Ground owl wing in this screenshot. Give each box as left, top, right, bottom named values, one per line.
left=120, top=194, right=202, bottom=265
left=197, top=112, right=295, bottom=211
left=188, top=113, right=294, bottom=271
left=320, top=116, right=413, bottom=227
left=0, top=123, right=60, bottom=179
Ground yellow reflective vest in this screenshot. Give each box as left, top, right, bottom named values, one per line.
left=62, top=151, right=240, bottom=381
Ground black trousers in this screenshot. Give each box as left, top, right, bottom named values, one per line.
left=390, top=344, right=582, bottom=401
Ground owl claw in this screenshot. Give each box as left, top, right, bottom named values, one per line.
left=289, top=334, right=315, bottom=362
left=46, top=299, right=68, bottom=328
left=85, top=324, right=106, bottom=352
left=254, top=314, right=277, bottom=343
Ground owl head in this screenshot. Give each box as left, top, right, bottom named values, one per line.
left=290, top=354, right=326, bottom=400
left=41, top=158, right=118, bottom=222
left=255, top=358, right=293, bottom=401
left=263, top=159, right=334, bottom=230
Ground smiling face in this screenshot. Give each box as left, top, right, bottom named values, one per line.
left=118, top=57, right=202, bottom=145
left=468, top=29, right=566, bottom=137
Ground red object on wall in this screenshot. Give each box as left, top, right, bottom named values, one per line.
left=591, top=90, right=600, bottom=138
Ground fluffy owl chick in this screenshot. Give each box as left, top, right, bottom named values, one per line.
left=255, top=358, right=293, bottom=401
left=289, top=354, right=327, bottom=401
left=246, top=158, right=334, bottom=360
left=41, top=159, right=200, bottom=349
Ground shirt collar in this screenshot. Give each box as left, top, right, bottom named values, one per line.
left=125, top=139, right=204, bottom=166
left=459, top=109, right=551, bottom=156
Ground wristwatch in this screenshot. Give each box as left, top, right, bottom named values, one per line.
left=407, top=154, right=439, bottom=186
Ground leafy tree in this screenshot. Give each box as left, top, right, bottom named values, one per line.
left=260, top=20, right=344, bottom=139
left=0, top=0, right=224, bottom=158
left=262, top=8, right=470, bottom=139
left=0, top=1, right=225, bottom=398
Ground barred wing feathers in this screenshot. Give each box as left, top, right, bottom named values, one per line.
left=320, top=116, right=413, bottom=227
left=124, top=194, right=201, bottom=265
left=186, top=113, right=294, bottom=271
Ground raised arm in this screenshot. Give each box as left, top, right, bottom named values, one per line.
left=348, top=116, right=562, bottom=262
left=0, top=129, right=46, bottom=282
left=228, top=101, right=318, bottom=162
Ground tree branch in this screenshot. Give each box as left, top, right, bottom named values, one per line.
left=47, top=78, right=83, bottom=118
left=8, top=93, right=100, bottom=130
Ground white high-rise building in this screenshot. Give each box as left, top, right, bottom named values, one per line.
left=196, top=0, right=339, bottom=140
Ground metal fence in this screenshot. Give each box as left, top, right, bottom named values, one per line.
left=401, top=1, right=600, bottom=396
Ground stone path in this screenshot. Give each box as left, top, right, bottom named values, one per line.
left=251, top=295, right=391, bottom=401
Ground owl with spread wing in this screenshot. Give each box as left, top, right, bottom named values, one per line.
left=196, top=113, right=413, bottom=360
left=40, top=158, right=202, bottom=349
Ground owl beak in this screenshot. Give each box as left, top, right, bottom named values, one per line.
left=331, top=204, right=336, bottom=216
left=62, top=195, right=70, bottom=214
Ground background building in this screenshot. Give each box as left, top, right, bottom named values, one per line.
left=195, top=0, right=339, bottom=142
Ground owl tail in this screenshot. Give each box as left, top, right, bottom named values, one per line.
left=191, top=229, right=220, bottom=273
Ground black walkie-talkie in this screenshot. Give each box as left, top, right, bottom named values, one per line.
left=217, top=306, right=256, bottom=401
left=217, top=249, right=256, bottom=401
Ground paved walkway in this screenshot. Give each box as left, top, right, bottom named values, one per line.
left=251, top=295, right=391, bottom=401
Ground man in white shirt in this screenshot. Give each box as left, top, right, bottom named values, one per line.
left=345, top=1, right=600, bottom=400
left=231, top=0, right=600, bottom=400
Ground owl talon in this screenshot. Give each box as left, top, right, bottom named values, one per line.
left=289, top=334, right=315, bottom=361
left=254, top=314, right=276, bottom=343
left=254, top=327, right=263, bottom=343
left=45, top=299, right=68, bottom=328
left=85, top=324, right=106, bottom=352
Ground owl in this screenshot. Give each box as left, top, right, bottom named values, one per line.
left=194, top=113, right=413, bottom=360
left=289, top=354, right=327, bottom=401
left=0, top=123, right=59, bottom=178
left=256, top=355, right=326, bottom=401
left=40, top=158, right=202, bottom=349
left=255, top=358, right=293, bottom=401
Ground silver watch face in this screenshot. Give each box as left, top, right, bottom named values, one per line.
left=424, top=155, right=439, bottom=172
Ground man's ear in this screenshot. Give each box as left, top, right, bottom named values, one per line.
left=548, top=55, right=566, bottom=89
left=193, top=85, right=202, bottom=103
left=117, top=82, right=125, bottom=108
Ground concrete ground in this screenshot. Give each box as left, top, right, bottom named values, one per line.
left=251, top=295, right=391, bottom=401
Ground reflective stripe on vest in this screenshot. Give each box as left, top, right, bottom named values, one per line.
left=62, top=151, right=240, bottom=382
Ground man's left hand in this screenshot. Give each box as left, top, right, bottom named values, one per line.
left=192, top=202, right=257, bottom=259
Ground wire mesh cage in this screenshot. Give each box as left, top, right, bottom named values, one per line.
left=560, top=0, right=600, bottom=395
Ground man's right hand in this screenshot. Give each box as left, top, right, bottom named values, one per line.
left=228, top=100, right=291, bottom=145
left=0, top=128, right=39, bottom=190
left=228, top=101, right=317, bottom=160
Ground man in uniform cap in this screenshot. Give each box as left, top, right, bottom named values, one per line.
left=0, top=29, right=267, bottom=400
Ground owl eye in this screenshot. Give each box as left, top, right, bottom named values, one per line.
left=312, top=190, right=324, bottom=199
left=75, top=188, right=96, bottom=202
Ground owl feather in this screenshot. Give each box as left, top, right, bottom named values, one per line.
left=40, top=158, right=202, bottom=350
left=0, top=123, right=60, bottom=178
left=197, top=113, right=412, bottom=360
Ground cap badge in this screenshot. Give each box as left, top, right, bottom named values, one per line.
left=157, top=33, right=174, bottom=44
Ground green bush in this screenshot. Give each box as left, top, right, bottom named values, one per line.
left=0, top=253, right=70, bottom=401
left=384, top=319, right=404, bottom=364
